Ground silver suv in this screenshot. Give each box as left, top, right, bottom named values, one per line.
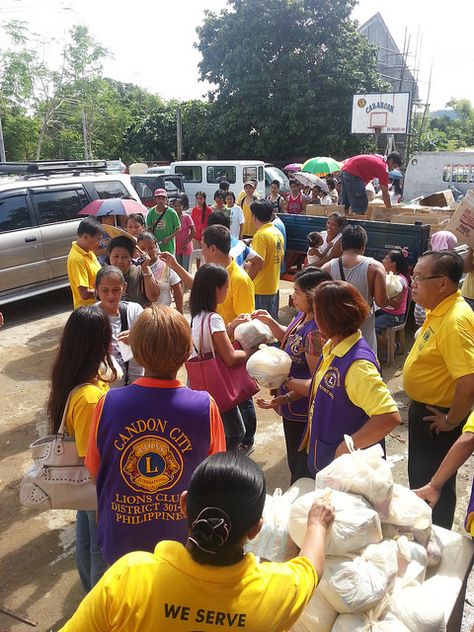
left=0, top=160, right=140, bottom=305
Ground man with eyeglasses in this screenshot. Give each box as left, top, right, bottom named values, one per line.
left=403, top=250, right=474, bottom=529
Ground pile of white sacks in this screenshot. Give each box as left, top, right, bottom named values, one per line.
left=246, top=443, right=446, bottom=632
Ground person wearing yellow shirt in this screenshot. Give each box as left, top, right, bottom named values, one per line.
left=285, top=280, right=400, bottom=475
left=403, top=250, right=474, bottom=529
left=250, top=199, right=284, bottom=321
left=462, top=246, right=474, bottom=310
left=415, top=411, right=474, bottom=536
left=67, top=217, right=103, bottom=309
left=240, top=180, right=259, bottom=237
left=60, top=451, right=335, bottom=632
left=48, top=306, right=115, bottom=592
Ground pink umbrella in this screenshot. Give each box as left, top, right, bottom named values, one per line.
left=284, top=163, right=302, bottom=172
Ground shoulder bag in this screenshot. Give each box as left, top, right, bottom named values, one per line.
left=185, top=314, right=259, bottom=412
left=19, top=384, right=100, bottom=511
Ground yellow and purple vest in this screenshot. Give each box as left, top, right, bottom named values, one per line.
left=95, top=380, right=213, bottom=564
left=304, top=337, right=383, bottom=474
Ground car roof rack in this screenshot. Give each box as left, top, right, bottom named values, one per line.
left=0, top=160, right=108, bottom=177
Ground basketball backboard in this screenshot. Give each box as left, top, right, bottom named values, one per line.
left=351, top=93, right=411, bottom=134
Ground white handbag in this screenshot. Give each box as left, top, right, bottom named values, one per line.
left=19, top=384, right=99, bottom=511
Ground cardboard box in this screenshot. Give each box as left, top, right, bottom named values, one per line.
left=305, top=204, right=328, bottom=217
left=445, top=190, right=474, bottom=248
left=419, top=190, right=456, bottom=208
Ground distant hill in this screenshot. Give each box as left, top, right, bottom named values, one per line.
left=429, top=109, right=460, bottom=120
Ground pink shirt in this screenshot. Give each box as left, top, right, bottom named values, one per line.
left=175, top=213, right=195, bottom=256
left=383, top=274, right=409, bottom=316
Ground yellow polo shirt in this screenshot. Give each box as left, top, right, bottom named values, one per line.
left=66, top=381, right=109, bottom=456
left=463, top=412, right=474, bottom=535
left=251, top=222, right=284, bottom=295
left=301, top=331, right=398, bottom=450
left=67, top=241, right=101, bottom=309
left=60, top=540, right=317, bottom=632
left=217, top=258, right=255, bottom=325
left=403, top=291, right=474, bottom=407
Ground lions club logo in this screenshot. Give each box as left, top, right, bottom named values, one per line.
left=120, top=435, right=183, bottom=493
left=357, top=98, right=367, bottom=108
left=323, top=368, right=340, bottom=389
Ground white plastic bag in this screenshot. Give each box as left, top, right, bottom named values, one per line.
left=333, top=610, right=411, bottom=632
left=395, top=536, right=427, bottom=583
left=288, top=489, right=382, bottom=555
left=386, top=272, right=404, bottom=299
left=389, top=579, right=446, bottom=632
left=244, top=489, right=297, bottom=562
left=383, top=484, right=432, bottom=531
left=246, top=344, right=292, bottom=389
left=234, top=319, right=275, bottom=350
left=316, top=440, right=393, bottom=518
left=318, top=542, right=397, bottom=614
left=290, top=589, right=338, bottom=632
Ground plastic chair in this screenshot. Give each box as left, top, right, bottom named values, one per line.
left=187, top=249, right=203, bottom=272
left=385, top=289, right=412, bottom=367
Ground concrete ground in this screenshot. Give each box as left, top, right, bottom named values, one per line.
left=0, top=282, right=472, bottom=631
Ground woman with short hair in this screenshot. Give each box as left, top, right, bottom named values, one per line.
left=289, top=281, right=400, bottom=474
left=85, top=305, right=226, bottom=566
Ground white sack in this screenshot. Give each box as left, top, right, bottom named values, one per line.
left=244, top=489, right=297, bottom=562
left=389, top=580, right=446, bottom=632
left=316, top=443, right=394, bottom=518
left=395, top=536, right=427, bottom=583
left=246, top=344, right=292, bottom=389
left=290, top=589, right=338, bottom=632
left=288, top=489, right=382, bottom=555
left=383, top=484, right=432, bottom=531
left=426, top=528, right=443, bottom=568
left=318, top=542, right=397, bottom=614
left=386, top=271, right=404, bottom=298
left=234, top=319, right=275, bottom=350
left=333, top=611, right=411, bottom=632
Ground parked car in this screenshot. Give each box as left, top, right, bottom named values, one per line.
left=403, top=151, right=474, bottom=201
left=0, top=160, right=140, bottom=305
left=169, top=160, right=265, bottom=200
left=130, top=174, right=185, bottom=208
left=146, top=165, right=171, bottom=175
left=265, top=164, right=291, bottom=197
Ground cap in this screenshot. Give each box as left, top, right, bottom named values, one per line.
left=243, top=181, right=255, bottom=188
left=154, top=188, right=167, bottom=197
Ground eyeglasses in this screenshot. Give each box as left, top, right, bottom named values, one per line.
left=412, top=274, right=444, bottom=283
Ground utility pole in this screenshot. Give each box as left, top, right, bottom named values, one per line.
left=82, top=109, right=89, bottom=160
left=176, top=107, right=183, bottom=160
left=0, top=115, right=6, bottom=161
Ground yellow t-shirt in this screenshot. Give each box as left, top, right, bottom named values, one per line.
left=242, top=199, right=257, bottom=237
left=217, top=258, right=255, bottom=325
left=463, top=412, right=474, bottom=536
left=403, top=291, right=474, bottom=407
left=301, top=331, right=398, bottom=450
left=60, top=540, right=317, bottom=632
left=461, top=253, right=474, bottom=299
left=66, top=241, right=101, bottom=309
left=251, top=223, right=284, bottom=295
left=66, top=382, right=109, bottom=456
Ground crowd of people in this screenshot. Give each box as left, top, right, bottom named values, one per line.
left=31, top=155, right=473, bottom=630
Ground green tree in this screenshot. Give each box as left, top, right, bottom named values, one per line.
left=196, top=0, right=387, bottom=160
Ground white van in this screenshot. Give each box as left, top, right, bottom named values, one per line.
left=169, top=160, right=265, bottom=201
left=404, top=151, right=474, bottom=201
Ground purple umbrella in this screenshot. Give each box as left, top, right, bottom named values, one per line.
left=284, top=163, right=302, bottom=172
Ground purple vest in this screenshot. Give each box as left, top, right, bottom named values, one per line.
left=465, top=479, right=474, bottom=534
left=95, top=382, right=212, bottom=564
left=305, top=337, right=381, bottom=474
left=278, top=313, right=318, bottom=422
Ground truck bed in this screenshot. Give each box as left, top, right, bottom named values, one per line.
left=280, top=213, right=431, bottom=266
